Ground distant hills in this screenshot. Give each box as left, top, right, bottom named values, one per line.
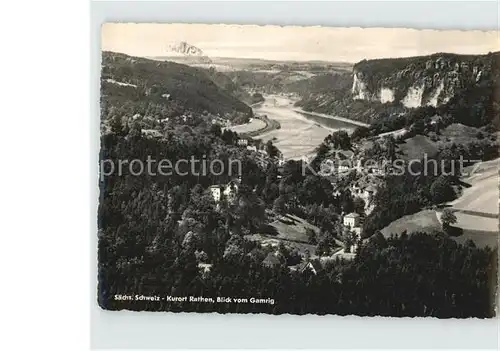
left=100, top=51, right=253, bottom=122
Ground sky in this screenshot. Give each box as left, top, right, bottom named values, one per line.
left=101, top=23, right=499, bottom=63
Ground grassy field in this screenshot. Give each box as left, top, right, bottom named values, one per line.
left=446, top=158, right=499, bottom=248
left=380, top=207, right=498, bottom=249
left=453, top=158, right=499, bottom=215
left=270, top=214, right=319, bottom=242
left=380, top=210, right=442, bottom=238
left=244, top=214, right=319, bottom=256
left=440, top=123, right=481, bottom=144
left=397, top=135, right=439, bottom=160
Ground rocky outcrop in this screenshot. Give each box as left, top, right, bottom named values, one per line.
left=351, top=52, right=496, bottom=108
left=296, top=51, right=499, bottom=126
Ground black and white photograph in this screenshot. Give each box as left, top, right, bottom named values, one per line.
left=98, top=23, right=499, bottom=318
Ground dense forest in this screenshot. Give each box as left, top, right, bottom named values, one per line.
left=98, top=116, right=497, bottom=318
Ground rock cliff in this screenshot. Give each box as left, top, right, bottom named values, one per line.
left=296, top=52, right=499, bottom=126
left=351, top=52, right=496, bottom=108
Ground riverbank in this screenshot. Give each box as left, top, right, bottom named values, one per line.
left=228, top=114, right=281, bottom=137
left=232, top=94, right=367, bottom=160
left=294, top=108, right=370, bottom=128
left=228, top=117, right=266, bottom=134
left=242, top=115, right=281, bottom=138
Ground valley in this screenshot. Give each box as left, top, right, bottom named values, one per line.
left=98, top=32, right=499, bottom=318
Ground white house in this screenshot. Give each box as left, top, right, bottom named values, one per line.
left=343, top=212, right=360, bottom=228
left=363, top=185, right=377, bottom=200
left=141, top=129, right=163, bottom=138
left=222, top=180, right=239, bottom=202
left=209, top=185, right=222, bottom=202
left=258, top=149, right=268, bottom=157
left=343, top=213, right=362, bottom=253
left=209, top=180, right=239, bottom=203
left=237, top=139, right=249, bottom=146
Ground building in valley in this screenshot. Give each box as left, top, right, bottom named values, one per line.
left=209, top=180, right=240, bottom=203
left=343, top=212, right=361, bottom=228
left=262, top=252, right=281, bottom=268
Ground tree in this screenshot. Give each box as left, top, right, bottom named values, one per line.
left=383, top=135, right=397, bottom=162
left=341, top=229, right=358, bottom=253
left=210, top=123, right=222, bottom=138
left=353, top=197, right=366, bottom=215
left=222, top=129, right=236, bottom=145
left=128, top=120, right=142, bottom=140
left=109, top=114, right=124, bottom=134
left=251, top=92, right=264, bottom=104
left=306, top=228, right=317, bottom=245
left=430, top=175, right=455, bottom=204
left=327, top=130, right=351, bottom=150
left=411, top=119, right=425, bottom=136
left=266, top=140, right=279, bottom=158
left=351, top=126, right=370, bottom=141
left=273, top=195, right=287, bottom=215
left=340, top=190, right=354, bottom=214
left=441, top=208, right=457, bottom=230
left=316, top=230, right=335, bottom=256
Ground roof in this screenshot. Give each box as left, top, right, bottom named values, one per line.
left=337, top=150, right=354, bottom=159
left=262, top=252, right=281, bottom=266
left=209, top=179, right=240, bottom=189
left=297, top=260, right=323, bottom=274
left=227, top=179, right=240, bottom=187
left=345, top=212, right=360, bottom=218
left=365, top=185, right=377, bottom=193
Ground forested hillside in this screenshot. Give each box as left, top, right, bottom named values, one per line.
left=100, top=51, right=253, bottom=123
left=99, top=118, right=497, bottom=317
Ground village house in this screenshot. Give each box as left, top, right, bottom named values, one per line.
left=209, top=185, right=223, bottom=202
left=237, top=138, right=249, bottom=146
left=343, top=212, right=360, bottom=228
left=369, top=166, right=385, bottom=176
left=343, top=212, right=362, bottom=252
left=348, top=175, right=381, bottom=211
left=262, top=252, right=281, bottom=268
left=141, top=129, right=163, bottom=139
left=209, top=179, right=240, bottom=203
left=324, top=150, right=356, bottom=175
left=363, top=184, right=377, bottom=200
left=429, top=115, right=442, bottom=126
left=296, top=260, right=323, bottom=275
left=197, top=263, right=212, bottom=278
left=258, top=149, right=268, bottom=157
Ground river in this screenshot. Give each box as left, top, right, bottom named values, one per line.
left=252, top=94, right=360, bottom=160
